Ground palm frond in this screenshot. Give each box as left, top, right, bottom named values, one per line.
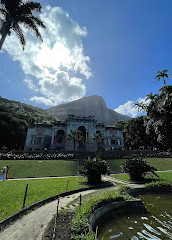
left=12, top=22, right=26, bottom=49
left=20, top=1, right=42, bottom=13
left=26, top=15, right=45, bottom=28
left=1, top=0, right=22, bottom=13
left=0, top=0, right=45, bottom=50
left=18, top=17, right=43, bottom=41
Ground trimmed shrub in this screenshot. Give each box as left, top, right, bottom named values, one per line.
left=78, top=157, right=109, bottom=184
left=121, top=157, right=158, bottom=181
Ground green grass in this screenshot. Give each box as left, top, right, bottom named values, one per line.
left=106, top=159, right=126, bottom=173
left=1, top=158, right=171, bottom=179
left=106, top=158, right=172, bottom=173
left=0, top=160, right=77, bottom=178
left=111, top=173, right=131, bottom=182
left=0, top=177, right=87, bottom=222
left=111, top=171, right=172, bottom=183
left=145, top=158, right=172, bottom=171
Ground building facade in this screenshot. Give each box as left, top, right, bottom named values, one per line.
left=24, top=115, right=124, bottom=152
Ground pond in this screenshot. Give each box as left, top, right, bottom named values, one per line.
left=98, top=193, right=172, bottom=240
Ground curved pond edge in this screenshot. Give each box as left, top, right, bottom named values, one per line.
left=90, top=186, right=172, bottom=232
left=90, top=199, right=147, bottom=231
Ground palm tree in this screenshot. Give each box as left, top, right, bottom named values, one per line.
left=0, top=0, right=45, bottom=50
left=146, top=92, right=154, bottom=101
left=155, top=70, right=168, bottom=86
left=92, top=132, right=105, bottom=152
left=67, top=130, right=83, bottom=153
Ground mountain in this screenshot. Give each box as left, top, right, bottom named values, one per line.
left=47, top=95, right=130, bottom=125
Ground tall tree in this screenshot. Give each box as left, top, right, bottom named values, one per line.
left=0, top=0, right=45, bottom=50
left=123, top=116, right=158, bottom=150
left=92, top=132, right=105, bottom=152
left=155, top=70, right=168, bottom=86
left=67, top=130, right=82, bottom=153
left=135, top=71, right=172, bottom=150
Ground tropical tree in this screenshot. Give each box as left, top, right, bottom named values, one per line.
left=135, top=70, right=172, bottom=150
left=67, top=130, right=83, bottom=153
left=155, top=70, right=168, bottom=86
left=92, top=132, right=105, bottom=152
left=113, top=120, right=126, bottom=131
left=0, top=0, right=45, bottom=50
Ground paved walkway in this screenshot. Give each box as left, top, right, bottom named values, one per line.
left=103, top=175, right=145, bottom=188
left=0, top=185, right=118, bottom=240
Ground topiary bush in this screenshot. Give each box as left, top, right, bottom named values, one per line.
left=78, top=157, right=109, bottom=184
left=121, top=157, right=158, bottom=181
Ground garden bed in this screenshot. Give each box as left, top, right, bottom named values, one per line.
left=43, top=210, right=75, bottom=240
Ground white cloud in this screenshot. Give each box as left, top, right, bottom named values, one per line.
left=114, top=97, right=150, bottom=118
left=24, top=78, right=38, bottom=92
left=3, top=6, right=92, bottom=106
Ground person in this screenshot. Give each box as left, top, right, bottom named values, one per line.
left=0, top=166, right=7, bottom=181
left=5, top=166, right=9, bottom=180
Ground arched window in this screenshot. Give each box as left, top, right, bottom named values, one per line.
left=78, top=126, right=86, bottom=148
left=56, top=130, right=65, bottom=144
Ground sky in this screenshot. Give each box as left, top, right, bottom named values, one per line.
left=0, top=0, right=172, bottom=117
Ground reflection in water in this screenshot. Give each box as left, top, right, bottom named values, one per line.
left=98, top=193, right=172, bottom=240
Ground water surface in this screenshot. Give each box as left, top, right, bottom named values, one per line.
left=98, top=193, right=172, bottom=240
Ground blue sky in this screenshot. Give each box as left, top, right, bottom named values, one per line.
left=0, top=0, right=172, bottom=117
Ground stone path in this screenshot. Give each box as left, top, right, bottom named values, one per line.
left=103, top=175, right=145, bottom=189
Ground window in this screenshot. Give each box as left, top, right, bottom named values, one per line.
left=31, top=136, right=42, bottom=145
left=111, top=139, right=116, bottom=145
left=117, top=138, right=121, bottom=145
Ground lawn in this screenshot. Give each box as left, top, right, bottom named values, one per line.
left=0, top=158, right=171, bottom=179
left=0, top=160, right=77, bottom=178
left=0, top=177, right=87, bottom=222
left=111, top=171, right=172, bottom=183
left=106, top=158, right=172, bottom=173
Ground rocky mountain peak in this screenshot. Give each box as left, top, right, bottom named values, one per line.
left=47, top=95, right=130, bottom=125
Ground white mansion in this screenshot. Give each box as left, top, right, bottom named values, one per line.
left=24, top=115, right=124, bottom=152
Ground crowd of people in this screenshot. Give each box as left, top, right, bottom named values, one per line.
left=0, top=152, right=74, bottom=160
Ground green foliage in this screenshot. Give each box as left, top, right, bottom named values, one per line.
left=121, top=157, right=158, bottom=181
left=120, top=70, right=172, bottom=151
left=92, top=132, right=105, bottom=152
left=135, top=71, right=172, bottom=150
left=145, top=85, right=172, bottom=150
left=67, top=130, right=82, bottom=152
left=155, top=70, right=168, bottom=86
left=114, top=117, right=159, bottom=150
left=123, top=116, right=158, bottom=150
left=0, top=97, right=58, bottom=150
left=71, top=188, right=132, bottom=239
left=145, top=180, right=172, bottom=190
left=113, top=120, right=126, bottom=131
left=78, top=157, right=108, bottom=184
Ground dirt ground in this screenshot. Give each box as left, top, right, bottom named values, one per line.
left=43, top=210, right=75, bottom=240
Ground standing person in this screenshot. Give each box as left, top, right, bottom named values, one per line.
left=0, top=166, right=6, bottom=181
left=5, top=166, right=9, bottom=180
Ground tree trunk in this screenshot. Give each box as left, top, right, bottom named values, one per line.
left=0, top=19, right=12, bottom=51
